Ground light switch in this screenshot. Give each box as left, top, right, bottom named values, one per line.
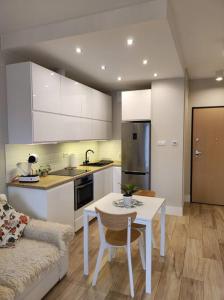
left=157, top=140, right=166, bottom=146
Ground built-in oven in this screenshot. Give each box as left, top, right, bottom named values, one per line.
left=74, top=174, right=93, bottom=210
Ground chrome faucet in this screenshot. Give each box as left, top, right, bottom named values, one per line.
left=83, top=149, right=94, bottom=165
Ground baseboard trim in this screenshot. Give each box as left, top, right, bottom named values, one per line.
left=165, top=205, right=183, bottom=216
left=184, top=194, right=190, bottom=203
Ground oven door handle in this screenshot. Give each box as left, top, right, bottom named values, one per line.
left=75, top=181, right=93, bottom=190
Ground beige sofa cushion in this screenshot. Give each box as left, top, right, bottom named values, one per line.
left=0, top=238, right=60, bottom=297
left=0, top=285, right=15, bottom=300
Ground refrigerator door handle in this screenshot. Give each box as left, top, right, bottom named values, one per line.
left=123, top=171, right=148, bottom=175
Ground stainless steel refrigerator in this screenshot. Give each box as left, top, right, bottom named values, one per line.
left=122, top=121, right=151, bottom=189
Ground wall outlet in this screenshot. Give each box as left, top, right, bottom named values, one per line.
left=157, top=140, right=166, bottom=146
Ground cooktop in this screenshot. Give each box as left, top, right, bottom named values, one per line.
left=50, top=168, right=87, bottom=177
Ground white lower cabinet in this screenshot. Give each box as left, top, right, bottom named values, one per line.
left=113, top=166, right=122, bottom=192
left=94, top=168, right=113, bottom=201
left=8, top=181, right=74, bottom=228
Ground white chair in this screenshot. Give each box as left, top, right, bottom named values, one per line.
left=92, top=207, right=145, bottom=298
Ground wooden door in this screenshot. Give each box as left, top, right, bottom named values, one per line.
left=191, top=107, right=224, bottom=205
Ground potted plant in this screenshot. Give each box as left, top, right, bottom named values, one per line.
left=121, top=183, right=138, bottom=207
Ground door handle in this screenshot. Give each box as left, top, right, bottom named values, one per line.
left=195, top=150, right=202, bottom=156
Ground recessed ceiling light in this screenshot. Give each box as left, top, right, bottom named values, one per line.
left=101, top=65, right=106, bottom=70
left=117, top=76, right=122, bottom=81
left=127, top=38, right=134, bottom=46
left=153, top=73, right=158, bottom=78
left=76, top=47, right=82, bottom=54
left=143, top=59, right=148, bottom=65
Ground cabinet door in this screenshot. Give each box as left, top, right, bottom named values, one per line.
left=103, top=168, right=113, bottom=195
left=91, top=89, right=112, bottom=121
left=92, top=120, right=112, bottom=140
left=33, top=111, right=63, bottom=142
left=60, top=76, right=83, bottom=117
left=32, top=63, right=61, bottom=114
left=94, top=171, right=105, bottom=201
left=113, top=167, right=121, bottom=193
left=94, top=168, right=113, bottom=201
left=104, top=94, right=112, bottom=121
left=122, top=89, right=151, bottom=121
left=81, top=85, right=93, bottom=119
left=47, top=182, right=74, bottom=227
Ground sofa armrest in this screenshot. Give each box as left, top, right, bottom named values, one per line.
left=23, top=219, right=74, bottom=254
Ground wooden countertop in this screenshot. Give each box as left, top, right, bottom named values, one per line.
left=8, top=161, right=121, bottom=190
left=8, top=175, right=74, bottom=190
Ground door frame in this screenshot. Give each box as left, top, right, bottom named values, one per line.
left=190, top=106, right=224, bottom=203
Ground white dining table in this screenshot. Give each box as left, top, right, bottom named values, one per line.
left=83, top=192, right=166, bottom=294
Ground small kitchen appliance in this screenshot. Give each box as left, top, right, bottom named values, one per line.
left=17, top=154, right=40, bottom=182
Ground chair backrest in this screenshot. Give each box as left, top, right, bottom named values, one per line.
left=95, top=207, right=137, bottom=231
left=134, top=190, right=156, bottom=197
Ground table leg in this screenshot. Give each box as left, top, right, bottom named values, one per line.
left=83, top=211, right=89, bottom=275
left=145, top=220, right=152, bottom=294
left=160, top=202, right=166, bottom=257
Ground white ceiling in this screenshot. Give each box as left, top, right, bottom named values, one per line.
left=1, top=0, right=224, bottom=90
left=171, top=0, right=224, bottom=79
left=14, top=20, right=183, bottom=91
left=0, top=0, right=151, bottom=33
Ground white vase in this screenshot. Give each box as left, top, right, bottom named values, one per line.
left=123, top=195, right=133, bottom=207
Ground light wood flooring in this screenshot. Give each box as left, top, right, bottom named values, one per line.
left=44, top=203, right=224, bottom=300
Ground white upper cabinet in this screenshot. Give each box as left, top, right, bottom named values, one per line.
left=6, top=62, right=112, bottom=143
left=122, top=89, right=151, bottom=121
left=60, top=76, right=83, bottom=117
left=32, top=63, right=61, bottom=114
left=92, top=89, right=112, bottom=121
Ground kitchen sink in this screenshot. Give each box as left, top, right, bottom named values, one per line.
left=82, top=160, right=113, bottom=167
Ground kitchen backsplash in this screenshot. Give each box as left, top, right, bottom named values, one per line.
left=5, top=140, right=121, bottom=182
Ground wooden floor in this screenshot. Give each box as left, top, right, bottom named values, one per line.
left=44, top=203, right=224, bottom=300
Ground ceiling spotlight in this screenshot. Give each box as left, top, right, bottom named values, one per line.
left=153, top=73, right=158, bottom=77
left=215, top=70, right=223, bottom=81
left=127, top=38, right=134, bottom=46
left=50, top=72, right=55, bottom=76
left=76, top=47, right=82, bottom=54
left=117, top=76, right=122, bottom=81
left=101, top=65, right=106, bottom=70
left=143, top=59, right=148, bottom=65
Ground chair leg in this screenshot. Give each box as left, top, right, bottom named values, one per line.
left=126, top=245, right=134, bottom=298
left=138, top=235, right=146, bottom=270
left=92, top=244, right=105, bottom=286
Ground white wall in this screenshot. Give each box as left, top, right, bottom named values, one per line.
left=0, top=52, right=8, bottom=193
left=151, top=78, right=185, bottom=213
left=184, top=78, right=224, bottom=196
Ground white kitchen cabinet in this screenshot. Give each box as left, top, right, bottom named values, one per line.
left=8, top=181, right=74, bottom=228
left=60, top=76, right=83, bottom=117
left=6, top=61, right=112, bottom=143
left=92, top=89, right=112, bottom=121
left=32, top=63, right=61, bottom=114
left=94, top=168, right=113, bottom=201
left=33, top=111, right=93, bottom=143
left=113, top=166, right=122, bottom=193
left=122, top=89, right=151, bottom=121
left=92, top=120, right=112, bottom=140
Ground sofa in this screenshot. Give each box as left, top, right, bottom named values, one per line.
left=0, top=214, right=74, bottom=300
